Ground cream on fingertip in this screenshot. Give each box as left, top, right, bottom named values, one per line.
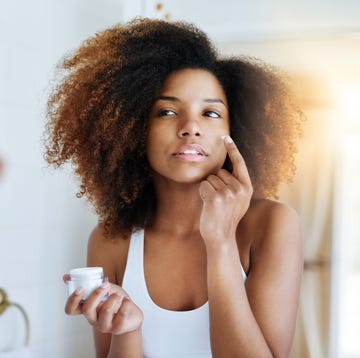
left=221, top=135, right=233, bottom=143
left=74, top=287, right=85, bottom=295
left=100, top=281, right=110, bottom=289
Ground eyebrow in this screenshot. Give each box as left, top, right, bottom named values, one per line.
left=157, top=95, right=179, bottom=102
left=203, top=98, right=225, bottom=105
left=156, top=95, right=226, bottom=105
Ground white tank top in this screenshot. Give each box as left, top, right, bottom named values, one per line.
left=122, top=229, right=247, bottom=358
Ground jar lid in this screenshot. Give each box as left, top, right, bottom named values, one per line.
left=69, top=267, right=103, bottom=279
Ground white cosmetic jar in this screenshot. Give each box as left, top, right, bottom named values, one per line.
left=67, top=267, right=106, bottom=300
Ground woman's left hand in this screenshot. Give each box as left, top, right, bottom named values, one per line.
left=199, top=136, right=253, bottom=244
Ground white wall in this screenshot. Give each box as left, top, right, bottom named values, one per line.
left=1, top=1, right=359, bottom=357
left=0, top=1, right=129, bottom=356
left=143, top=0, right=360, bottom=42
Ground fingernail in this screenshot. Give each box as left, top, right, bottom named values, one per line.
left=100, top=282, right=109, bottom=289
left=221, top=135, right=233, bottom=143
left=75, top=287, right=85, bottom=295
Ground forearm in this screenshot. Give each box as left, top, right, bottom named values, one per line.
left=107, top=328, right=143, bottom=358
left=206, top=240, right=272, bottom=358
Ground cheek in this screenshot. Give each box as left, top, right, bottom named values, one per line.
left=146, top=141, right=157, bottom=168
left=208, top=118, right=230, bottom=136
left=146, top=126, right=159, bottom=152
left=208, top=135, right=227, bottom=168
left=213, top=133, right=228, bottom=167
left=219, top=148, right=228, bottom=168
left=146, top=130, right=167, bottom=168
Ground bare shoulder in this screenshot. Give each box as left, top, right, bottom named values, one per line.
left=248, top=198, right=299, bottom=222
left=245, top=198, right=301, bottom=236
left=87, top=224, right=131, bottom=285
left=245, top=198, right=303, bottom=273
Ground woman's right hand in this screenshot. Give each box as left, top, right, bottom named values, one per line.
left=63, top=275, right=143, bottom=335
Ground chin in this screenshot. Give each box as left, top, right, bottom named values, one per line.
left=152, top=160, right=225, bottom=185
left=173, top=166, right=220, bottom=184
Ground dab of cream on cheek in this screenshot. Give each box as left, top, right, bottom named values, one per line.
left=67, top=267, right=106, bottom=300
left=221, top=135, right=232, bottom=143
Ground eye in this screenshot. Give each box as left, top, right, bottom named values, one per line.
left=158, top=109, right=176, bottom=117
left=203, top=111, right=221, bottom=119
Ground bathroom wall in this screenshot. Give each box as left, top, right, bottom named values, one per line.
left=0, top=1, right=129, bottom=356
left=1, top=1, right=360, bottom=357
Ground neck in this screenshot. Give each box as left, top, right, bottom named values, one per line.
left=149, top=179, right=203, bottom=237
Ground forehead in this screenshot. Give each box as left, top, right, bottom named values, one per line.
left=160, top=68, right=227, bottom=103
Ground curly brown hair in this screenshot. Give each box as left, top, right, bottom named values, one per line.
left=44, top=18, right=303, bottom=237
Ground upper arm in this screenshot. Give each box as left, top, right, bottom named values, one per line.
left=87, top=224, right=130, bottom=358
left=245, top=202, right=303, bottom=357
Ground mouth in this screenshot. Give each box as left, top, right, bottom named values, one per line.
left=173, top=144, right=208, bottom=162
left=177, top=149, right=204, bottom=156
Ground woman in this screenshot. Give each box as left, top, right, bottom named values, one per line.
left=45, top=18, right=303, bottom=357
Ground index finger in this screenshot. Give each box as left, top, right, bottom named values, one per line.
left=222, top=135, right=251, bottom=184
left=64, top=288, right=86, bottom=315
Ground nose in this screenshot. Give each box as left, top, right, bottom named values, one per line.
left=177, top=117, right=202, bottom=138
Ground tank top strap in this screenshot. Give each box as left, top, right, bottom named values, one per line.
left=121, top=229, right=144, bottom=294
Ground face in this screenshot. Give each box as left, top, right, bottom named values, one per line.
left=147, top=68, right=230, bottom=185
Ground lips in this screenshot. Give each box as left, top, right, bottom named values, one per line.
left=173, top=144, right=207, bottom=156
left=173, top=144, right=208, bottom=162
left=179, top=149, right=203, bottom=155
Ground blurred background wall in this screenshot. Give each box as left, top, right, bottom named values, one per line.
left=0, top=1, right=359, bottom=357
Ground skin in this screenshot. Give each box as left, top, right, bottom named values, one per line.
left=64, top=69, right=303, bottom=358
left=0, top=158, right=4, bottom=178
